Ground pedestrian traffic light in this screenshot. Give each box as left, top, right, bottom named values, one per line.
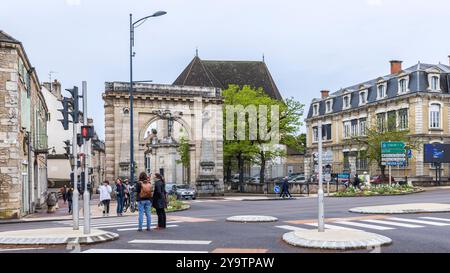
left=58, top=97, right=72, bottom=130
left=63, top=140, right=71, bottom=156
left=66, top=86, right=79, bottom=123
left=77, top=133, right=84, bottom=147
left=81, top=125, right=95, bottom=140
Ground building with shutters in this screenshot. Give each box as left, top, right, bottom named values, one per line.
left=0, top=30, right=49, bottom=219
left=305, top=59, right=450, bottom=184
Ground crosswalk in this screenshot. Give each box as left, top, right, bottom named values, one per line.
left=82, top=239, right=212, bottom=253
left=276, top=216, right=450, bottom=233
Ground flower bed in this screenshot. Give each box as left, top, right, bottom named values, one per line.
left=332, top=185, right=423, bottom=197
left=151, top=195, right=189, bottom=213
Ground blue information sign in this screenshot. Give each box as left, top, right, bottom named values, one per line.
left=274, top=185, right=281, bottom=194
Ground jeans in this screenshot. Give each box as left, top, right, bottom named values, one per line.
left=102, top=200, right=110, bottom=214
left=138, top=200, right=152, bottom=230
left=68, top=200, right=73, bottom=213
left=156, top=208, right=166, bottom=228
left=116, top=195, right=124, bottom=214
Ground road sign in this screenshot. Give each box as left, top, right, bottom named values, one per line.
left=324, top=173, right=332, bottom=183
left=274, top=185, right=280, bottom=194
left=381, top=141, right=406, bottom=166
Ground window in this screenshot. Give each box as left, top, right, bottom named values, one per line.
left=357, top=150, right=368, bottom=170
left=431, top=76, right=439, bottom=91
left=359, top=118, right=367, bottom=136
left=343, top=152, right=350, bottom=170
left=387, top=111, right=397, bottom=131
left=325, top=100, right=333, bottom=113
left=430, top=103, right=441, bottom=129
left=343, top=121, right=351, bottom=139
left=399, top=79, right=408, bottom=94
left=313, top=104, right=319, bottom=116
left=398, top=109, right=408, bottom=130
left=343, top=95, right=351, bottom=109
left=359, top=91, right=367, bottom=105
left=377, top=84, right=386, bottom=99
left=351, top=119, right=358, bottom=137
left=322, top=124, right=332, bottom=141
left=312, top=127, right=318, bottom=142
left=377, top=113, right=386, bottom=132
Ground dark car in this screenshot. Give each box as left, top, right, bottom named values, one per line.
left=166, top=184, right=197, bottom=200
left=371, top=175, right=396, bottom=184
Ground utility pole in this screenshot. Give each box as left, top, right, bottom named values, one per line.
left=72, top=114, right=79, bottom=230
left=82, top=81, right=91, bottom=234
left=317, top=120, right=325, bottom=232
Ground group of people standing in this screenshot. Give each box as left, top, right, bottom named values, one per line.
left=97, top=172, right=168, bottom=231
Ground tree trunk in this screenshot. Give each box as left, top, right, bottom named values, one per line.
left=225, top=159, right=232, bottom=183
left=238, top=153, right=244, bottom=193
left=259, top=151, right=266, bottom=191
left=380, top=164, right=386, bottom=179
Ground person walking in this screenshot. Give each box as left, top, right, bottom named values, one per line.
left=99, top=181, right=112, bottom=216
left=67, top=187, right=73, bottom=214
left=280, top=176, right=292, bottom=198
left=152, top=173, right=167, bottom=229
left=61, top=185, right=67, bottom=204
left=135, top=172, right=152, bottom=231
left=123, top=179, right=130, bottom=212
left=115, top=178, right=125, bottom=216
left=353, top=173, right=362, bottom=191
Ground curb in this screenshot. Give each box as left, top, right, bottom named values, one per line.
left=282, top=230, right=392, bottom=250
left=226, top=215, right=278, bottom=223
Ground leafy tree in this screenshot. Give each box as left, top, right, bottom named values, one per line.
left=176, top=136, right=191, bottom=183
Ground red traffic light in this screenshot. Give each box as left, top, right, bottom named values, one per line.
left=81, top=125, right=94, bottom=140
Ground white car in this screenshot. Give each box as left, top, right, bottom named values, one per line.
left=289, top=174, right=306, bottom=183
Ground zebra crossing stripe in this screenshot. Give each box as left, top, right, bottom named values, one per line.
left=386, top=217, right=450, bottom=227
left=304, top=223, right=359, bottom=231
left=275, top=225, right=309, bottom=231
left=91, top=221, right=182, bottom=229
left=129, top=239, right=212, bottom=245
left=361, top=219, right=423, bottom=228
left=82, top=249, right=208, bottom=253
left=116, top=225, right=179, bottom=231
left=420, top=217, right=450, bottom=223
left=333, top=221, right=395, bottom=231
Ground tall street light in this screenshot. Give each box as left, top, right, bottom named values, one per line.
left=129, top=11, right=167, bottom=185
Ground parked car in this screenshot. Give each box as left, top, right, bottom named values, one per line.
left=288, top=172, right=304, bottom=180
left=230, top=174, right=252, bottom=183
left=371, top=175, right=396, bottom=184
left=166, top=184, right=197, bottom=200
left=289, top=174, right=306, bottom=183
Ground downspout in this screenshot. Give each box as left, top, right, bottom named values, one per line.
left=27, top=132, right=32, bottom=215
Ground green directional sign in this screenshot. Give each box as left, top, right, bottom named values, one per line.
left=381, top=142, right=405, bottom=149
left=381, top=141, right=406, bottom=166
left=381, top=149, right=407, bottom=154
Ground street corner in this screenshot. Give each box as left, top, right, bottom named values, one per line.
left=226, top=215, right=278, bottom=223
left=0, top=227, right=119, bottom=245
left=282, top=229, right=392, bottom=250
left=349, top=203, right=450, bottom=214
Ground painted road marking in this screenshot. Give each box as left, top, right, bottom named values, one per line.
left=304, top=223, right=359, bottom=231
left=90, top=221, right=181, bottom=229
left=275, top=225, right=309, bottom=231
left=82, top=249, right=208, bottom=253
left=129, top=239, right=212, bottom=245
left=116, top=224, right=179, bottom=231
left=0, top=248, right=45, bottom=252
left=362, top=219, right=424, bottom=228
left=333, top=221, right=395, bottom=231
left=387, top=217, right=450, bottom=227
left=212, top=248, right=268, bottom=253
left=285, top=215, right=387, bottom=225
left=420, top=217, right=450, bottom=223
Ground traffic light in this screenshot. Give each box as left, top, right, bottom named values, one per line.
left=81, top=125, right=95, bottom=140
left=58, top=97, right=72, bottom=130
left=66, top=86, right=79, bottom=123
left=77, top=133, right=84, bottom=147
left=63, top=140, right=71, bottom=156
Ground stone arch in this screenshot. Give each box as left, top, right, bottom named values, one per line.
left=139, top=115, right=193, bottom=143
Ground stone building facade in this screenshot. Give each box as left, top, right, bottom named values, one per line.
left=103, top=82, right=224, bottom=195
left=305, top=59, right=450, bottom=184
left=0, top=31, right=48, bottom=219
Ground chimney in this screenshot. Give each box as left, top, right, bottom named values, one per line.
left=321, top=90, right=330, bottom=99
left=390, top=60, right=403, bottom=74
left=52, top=79, right=62, bottom=99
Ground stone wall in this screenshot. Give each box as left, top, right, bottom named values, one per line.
left=225, top=182, right=346, bottom=195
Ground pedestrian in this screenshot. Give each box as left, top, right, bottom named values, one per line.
left=67, top=187, right=73, bottom=214
left=115, top=178, right=125, bottom=216
left=280, top=176, right=292, bottom=198
left=353, top=173, right=362, bottom=190
left=135, top=172, right=152, bottom=231
left=99, top=181, right=112, bottom=216
left=61, top=185, right=67, bottom=204
left=363, top=171, right=371, bottom=188
left=123, top=179, right=130, bottom=211
left=152, top=173, right=167, bottom=229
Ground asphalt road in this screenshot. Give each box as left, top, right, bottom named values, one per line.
left=1, top=188, right=450, bottom=253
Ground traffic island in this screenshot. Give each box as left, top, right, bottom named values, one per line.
left=0, top=227, right=119, bottom=245
left=349, top=203, right=450, bottom=214
left=282, top=229, right=392, bottom=250
left=226, top=215, right=278, bottom=223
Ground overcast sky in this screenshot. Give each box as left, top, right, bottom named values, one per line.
left=2, top=0, right=450, bottom=139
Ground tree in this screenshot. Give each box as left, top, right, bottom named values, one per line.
left=349, top=119, right=419, bottom=178
left=223, top=85, right=304, bottom=190
left=176, top=136, right=190, bottom=183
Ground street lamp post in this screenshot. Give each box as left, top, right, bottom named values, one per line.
left=129, top=11, right=167, bottom=186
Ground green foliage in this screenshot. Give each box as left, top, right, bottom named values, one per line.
left=176, top=136, right=190, bottom=167
left=151, top=195, right=185, bottom=213
left=334, top=184, right=416, bottom=197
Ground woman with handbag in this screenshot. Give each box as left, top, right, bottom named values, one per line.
left=152, top=173, right=167, bottom=229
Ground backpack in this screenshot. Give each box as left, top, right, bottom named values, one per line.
left=140, top=182, right=153, bottom=199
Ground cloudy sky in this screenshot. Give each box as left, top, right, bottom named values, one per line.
left=1, top=0, right=450, bottom=139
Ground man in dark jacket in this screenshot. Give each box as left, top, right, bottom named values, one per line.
left=152, top=173, right=167, bottom=229
left=280, top=176, right=292, bottom=198
left=67, top=187, right=73, bottom=214
left=115, top=178, right=125, bottom=216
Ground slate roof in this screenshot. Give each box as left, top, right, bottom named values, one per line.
left=307, top=62, right=450, bottom=119
left=0, top=30, right=20, bottom=43
left=174, top=56, right=283, bottom=100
